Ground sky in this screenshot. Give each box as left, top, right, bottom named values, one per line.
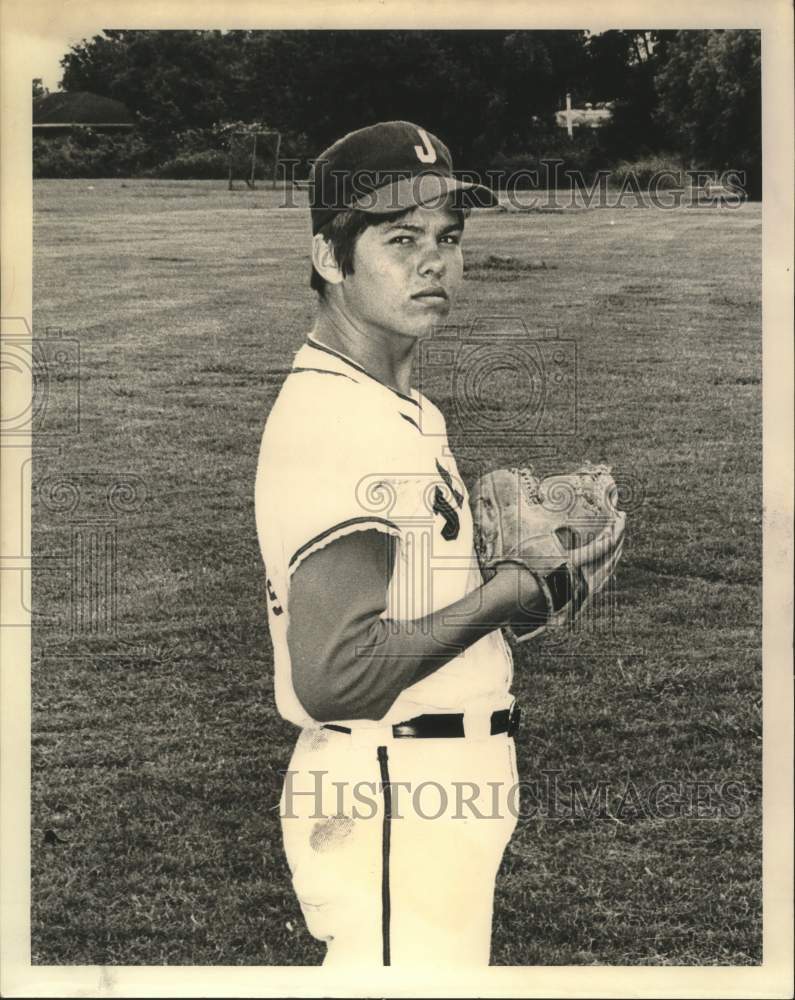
left=32, top=35, right=77, bottom=90
left=30, top=22, right=106, bottom=91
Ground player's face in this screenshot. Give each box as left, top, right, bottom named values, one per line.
left=340, top=203, right=464, bottom=341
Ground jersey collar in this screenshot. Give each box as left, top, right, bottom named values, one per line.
left=294, top=337, right=421, bottom=409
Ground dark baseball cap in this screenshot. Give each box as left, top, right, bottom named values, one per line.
left=309, top=120, right=498, bottom=234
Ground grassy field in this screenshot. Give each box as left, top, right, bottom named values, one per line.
left=31, top=179, right=762, bottom=966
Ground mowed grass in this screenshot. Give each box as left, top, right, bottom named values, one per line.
left=31, top=180, right=762, bottom=966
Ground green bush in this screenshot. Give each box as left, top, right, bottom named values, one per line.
left=174, top=127, right=218, bottom=155
left=611, top=156, right=685, bottom=190
left=33, top=130, right=149, bottom=178
left=487, top=133, right=608, bottom=189
left=154, top=126, right=288, bottom=179
left=153, top=150, right=230, bottom=179
left=32, top=127, right=290, bottom=181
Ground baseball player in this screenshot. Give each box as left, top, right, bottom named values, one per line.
left=255, top=121, right=622, bottom=966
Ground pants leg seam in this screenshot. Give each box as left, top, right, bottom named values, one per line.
left=376, top=744, right=392, bottom=966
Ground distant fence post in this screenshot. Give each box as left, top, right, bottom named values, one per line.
left=227, top=130, right=281, bottom=191
left=272, top=133, right=282, bottom=190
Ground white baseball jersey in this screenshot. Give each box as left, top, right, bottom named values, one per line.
left=255, top=337, right=514, bottom=728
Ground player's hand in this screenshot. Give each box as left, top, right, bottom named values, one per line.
left=471, top=464, right=627, bottom=640
left=565, top=509, right=626, bottom=616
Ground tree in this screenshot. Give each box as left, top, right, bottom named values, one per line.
left=57, top=29, right=592, bottom=168
left=583, top=30, right=677, bottom=160
left=655, top=30, right=761, bottom=196
left=239, top=30, right=588, bottom=166
left=32, top=78, right=48, bottom=99
left=60, top=30, right=240, bottom=154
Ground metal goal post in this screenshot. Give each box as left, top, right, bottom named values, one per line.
left=227, top=131, right=282, bottom=190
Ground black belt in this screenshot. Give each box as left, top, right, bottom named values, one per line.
left=323, top=703, right=521, bottom=739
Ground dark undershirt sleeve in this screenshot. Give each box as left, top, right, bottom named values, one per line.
left=287, top=529, right=403, bottom=722
left=287, top=528, right=545, bottom=723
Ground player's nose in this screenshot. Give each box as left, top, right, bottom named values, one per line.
left=418, top=243, right=445, bottom=278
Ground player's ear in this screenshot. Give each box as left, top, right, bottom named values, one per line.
left=311, top=234, right=344, bottom=287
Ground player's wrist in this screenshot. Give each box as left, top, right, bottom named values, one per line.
left=492, top=562, right=548, bottom=627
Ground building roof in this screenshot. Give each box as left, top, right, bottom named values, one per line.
left=555, top=105, right=614, bottom=130
left=33, top=91, right=134, bottom=126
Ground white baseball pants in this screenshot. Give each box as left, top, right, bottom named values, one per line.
left=279, top=724, right=519, bottom=966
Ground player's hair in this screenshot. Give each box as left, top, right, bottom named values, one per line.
left=310, top=205, right=469, bottom=297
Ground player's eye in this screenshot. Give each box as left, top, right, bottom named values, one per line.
left=440, top=232, right=463, bottom=245
left=389, top=235, right=414, bottom=245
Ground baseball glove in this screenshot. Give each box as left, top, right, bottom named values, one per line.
left=469, top=462, right=626, bottom=641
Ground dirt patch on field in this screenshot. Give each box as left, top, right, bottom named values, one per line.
left=466, top=253, right=557, bottom=280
